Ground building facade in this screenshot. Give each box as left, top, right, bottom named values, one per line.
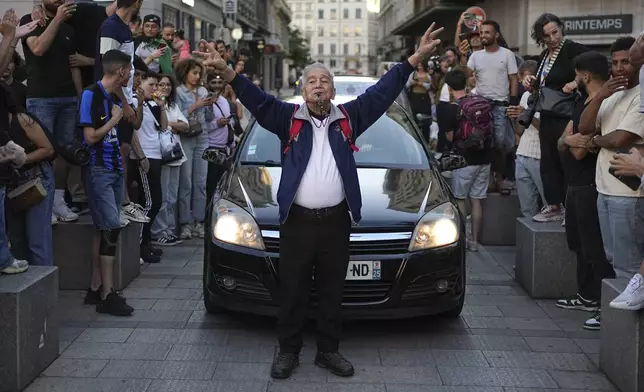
left=381, top=0, right=644, bottom=59
left=288, top=0, right=378, bottom=75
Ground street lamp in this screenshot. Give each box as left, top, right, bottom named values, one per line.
left=257, top=39, right=265, bottom=88
left=231, top=27, right=243, bottom=53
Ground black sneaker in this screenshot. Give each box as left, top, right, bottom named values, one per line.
left=151, top=236, right=177, bottom=246
left=141, top=246, right=161, bottom=263
left=96, top=291, right=134, bottom=316
left=84, top=286, right=102, bottom=305
left=314, top=351, right=354, bottom=377
left=556, top=294, right=599, bottom=312
left=583, top=311, right=601, bottom=331
left=270, top=352, right=299, bottom=379
left=149, top=245, right=163, bottom=256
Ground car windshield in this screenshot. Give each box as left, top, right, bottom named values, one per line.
left=239, top=104, right=429, bottom=168
left=295, top=80, right=376, bottom=96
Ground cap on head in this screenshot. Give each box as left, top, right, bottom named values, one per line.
left=143, top=14, right=161, bottom=26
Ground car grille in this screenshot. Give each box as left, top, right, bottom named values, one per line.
left=263, top=237, right=410, bottom=255
left=216, top=274, right=391, bottom=304
left=215, top=275, right=272, bottom=301
left=312, top=281, right=392, bottom=304
left=401, top=268, right=462, bottom=300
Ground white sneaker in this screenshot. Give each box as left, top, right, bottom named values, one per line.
left=119, top=212, right=130, bottom=227
left=53, top=201, right=79, bottom=222
left=610, top=273, right=644, bottom=310
left=533, top=205, right=565, bottom=222
left=192, top=222, right=205, bottom=238
left=0, top=259, right=29, bottom=274
left=180, top=225, right=192, bottom=240
left=122, top=203, right=149, bottom=223
left=51, top=214, right=58, bottom=226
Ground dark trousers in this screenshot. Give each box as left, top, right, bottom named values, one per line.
left=436, top=101, right=453, bottom=152
left=129, top=158, right=162, bottom=245
left=539, top=115, right=568, bottom=205
left=565, top=185, right=615, bottom=300
left=277, top=201, right=351, bottom=353
left=206, top=162, right=228, bottom=205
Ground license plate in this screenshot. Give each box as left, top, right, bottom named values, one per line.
left=345, top=261, right=381, bottom=280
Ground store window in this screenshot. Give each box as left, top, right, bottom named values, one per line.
left=330, top=59, right=337, bottom=67
left=343, top=9, right=348, bottom=19
left=330, top=27, right=337, bottom=37
left=318, top=43, right=324, bottom=55
left=343, top=43, right=348, bottom=54
left=330, top=8, right=336, bottom=19
left=162, top=5, right=179, bottom=28
left=318, top=10, right=324, bottom=19
left=318, top=26, right=324, bottom=36
left=355, top=43, right=361, bottom=55
left=355, top=26, right=362, bottom=36
left=182, top=13, right=193, bottom=46
left=330, top=43, right=336, bottom=55
left=343, top=26, right=349, bottom=36
left=355, top=8, right=361, bottom=19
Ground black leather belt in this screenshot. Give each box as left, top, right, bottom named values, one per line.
left=290, top=201, right=348, bottom=220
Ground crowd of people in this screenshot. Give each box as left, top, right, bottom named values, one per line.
left=409, top=12, right=644, bottom=332
left=0, top=0, right=254, bottom=316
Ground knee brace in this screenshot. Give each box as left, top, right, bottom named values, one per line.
left=99, top=228, right=121, bottom=256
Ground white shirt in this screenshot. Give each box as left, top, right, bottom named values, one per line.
left=136, top=99, right=163, bottom=160
left=516, top=91, right=541, bottom=159
left=294, top=119, right=345, bottom=209
left=167, top=103, right=188, bottom=167
left=468, top=47, right=518, bottom=102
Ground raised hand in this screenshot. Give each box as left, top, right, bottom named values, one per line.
left=111, top=105, right=123, bottom=123
left=54, top=2, right=76, bottom=23
left=16, top=20, right=39, bottom=39
left=193, top=39, right=227, bottom=71
left=416, top=23, right=444, bottom=57
left=0, top=9, right=18, bottom=36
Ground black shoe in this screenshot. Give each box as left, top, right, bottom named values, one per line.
left=96, top=291, right=134, bottom=316
left=149, top=245, right=163, bottom=256
left=141, top=246, right=161, bottom=263
left=314, top=351, right=354, bottom=377
left=84, top=286, right=102, bottom=305
left=270, top=352, right=299, bottom=379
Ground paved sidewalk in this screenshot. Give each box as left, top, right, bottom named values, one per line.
left=26, top=242, right=617, bottom=391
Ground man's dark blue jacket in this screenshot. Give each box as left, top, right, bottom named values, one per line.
left=230, top=61, right=415, bottom=224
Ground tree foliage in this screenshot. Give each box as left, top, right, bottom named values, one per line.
left=287, top=26, right=311, bottom=70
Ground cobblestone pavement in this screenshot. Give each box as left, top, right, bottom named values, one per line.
left=26, top=241, right=617, bottom=392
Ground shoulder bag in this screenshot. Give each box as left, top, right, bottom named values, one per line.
left=535, top=40, right=576, bottom=118
left=145, top=102, right=185, bottom=164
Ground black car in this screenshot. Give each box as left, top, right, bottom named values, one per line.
left=204, top=96, right=467, bottom=319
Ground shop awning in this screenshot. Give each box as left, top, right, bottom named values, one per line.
left=391, top=2, right=465, bottom=36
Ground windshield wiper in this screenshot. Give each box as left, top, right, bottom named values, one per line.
left=240, top=160, right=281, bottom=167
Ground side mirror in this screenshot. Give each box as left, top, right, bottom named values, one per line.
left=415, top=113, right=432, bottom=127
left=437, top=152, right=467, bottom=172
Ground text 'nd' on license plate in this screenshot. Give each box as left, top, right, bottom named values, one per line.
left=346, top=261, right=381, bottom=280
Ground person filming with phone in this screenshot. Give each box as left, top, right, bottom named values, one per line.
left=134, top=14, right=173, bottom=75
left=576, top=37, right=644, bottom=280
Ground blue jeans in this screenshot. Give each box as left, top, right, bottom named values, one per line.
left=6, top=163, right=55, bottom=266
left=152, top=164, right=181, bottom=238
left=26, top=96, right=78, bottom=145
left=491, top=105, right=514, bottom=153
left=597, top=193, right=644, bottom=277
left=515, top=155, right=546, bottom=218
left=0, top=187, right=13, bottom=268
left=83, top=166, right=124, bottom=230
left=179, top=133, right=208, bottom=224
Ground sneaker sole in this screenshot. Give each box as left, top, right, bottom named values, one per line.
left=555, top=304, right=599, bottom=312
left=0, top=266, right=29, bottom=274
left=609, top=301, right=644, bottom=311
left=314, top=360, right=354, bottom=377
left=56, top=216, right=79, bottom=222
left=151, top=241, right=177, bottom=247
left=583, top=324, right=600, bottom=331
left=125, top=216, right=150, bottom=224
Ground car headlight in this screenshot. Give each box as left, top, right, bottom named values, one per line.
left=409, top=202, right=460, bottom=251
left=212, top=199, right=265, bottom=250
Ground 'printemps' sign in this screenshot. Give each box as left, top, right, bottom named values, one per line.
left=561, top=14, right=632, bottom=35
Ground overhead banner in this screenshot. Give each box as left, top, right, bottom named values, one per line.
left=224, top=0, right=237, bottom=14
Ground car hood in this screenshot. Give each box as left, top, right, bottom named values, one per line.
left=225, top=166, right=448, bottom=229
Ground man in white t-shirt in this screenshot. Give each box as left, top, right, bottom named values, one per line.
left=468, top=20, right=519, bottom=192
left=580, top=37, right=644, bottom=279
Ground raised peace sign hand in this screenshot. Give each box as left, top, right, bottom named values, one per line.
left=416, top=23, right=444, bottom=58
left=193, top=40, right=227, bottom=71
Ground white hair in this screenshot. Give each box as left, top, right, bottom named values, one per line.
left=301, top=62, right=334, bottom=84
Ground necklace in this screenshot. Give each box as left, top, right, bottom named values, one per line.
left=310, top=115, right=329, bottom=128
left=538, top=39, right=566, bottom=87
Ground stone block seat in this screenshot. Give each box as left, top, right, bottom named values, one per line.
left=515, top=217, right=577, bottom=299
left=0, top=266, right=58, bottom=392
left=601, top=278, right=644, bottom=392
left=53, top=215, right=141, bottom=290
left=480, top=191, right=522, bottom=246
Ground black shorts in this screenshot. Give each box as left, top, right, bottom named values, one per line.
left=117, top=104, right=135, bottom=145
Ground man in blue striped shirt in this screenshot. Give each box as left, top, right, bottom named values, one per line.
left=78, top=50, right=134, bottom=316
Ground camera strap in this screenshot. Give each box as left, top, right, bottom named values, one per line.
left=537, top=39, right=565, bottom=87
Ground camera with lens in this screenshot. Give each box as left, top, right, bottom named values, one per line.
left=517, top=92, right=538, bottom=127
left=427, top=55, right=441, bottom=71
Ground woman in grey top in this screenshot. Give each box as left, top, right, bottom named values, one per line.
left=175, top=58, right=213, bottom=240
